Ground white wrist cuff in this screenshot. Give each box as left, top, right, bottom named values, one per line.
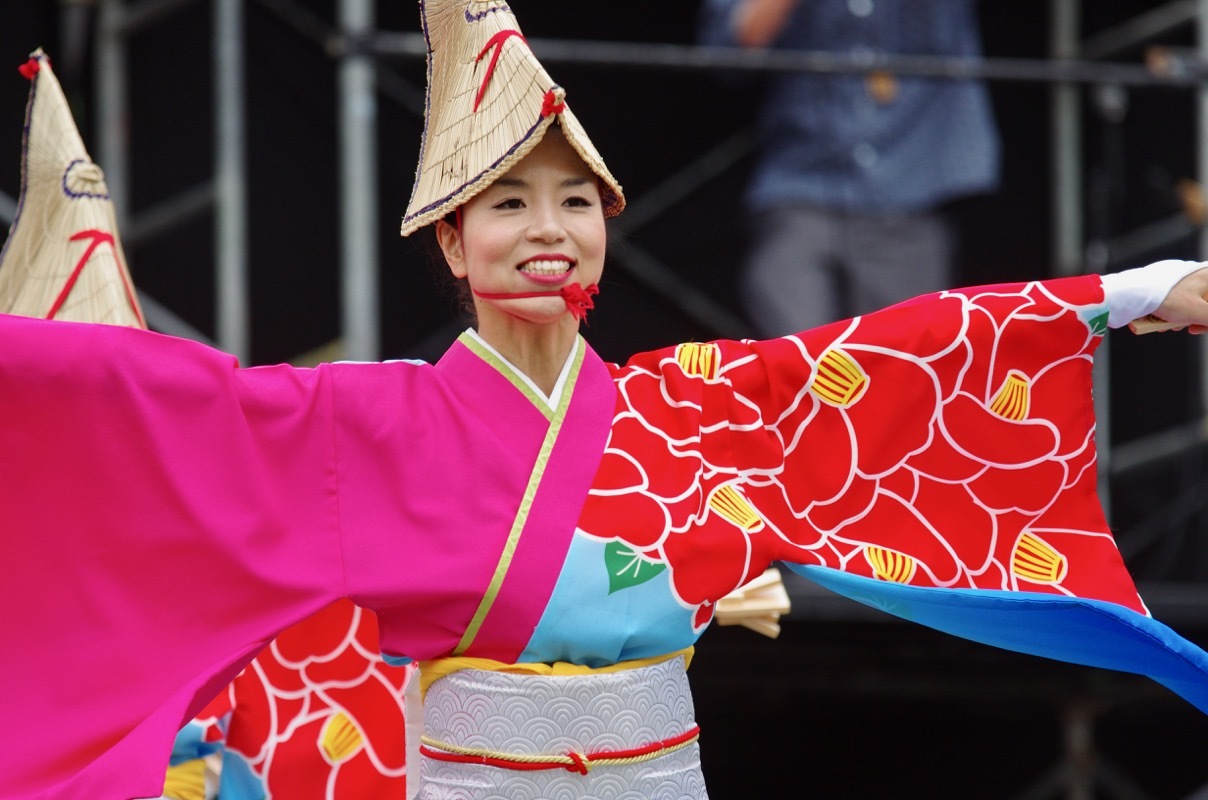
left=1100, top=259, right=1206, bottom=328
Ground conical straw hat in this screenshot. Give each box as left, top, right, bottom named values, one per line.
left=0, top=49, right=145, bottom=328
left=400, top=0, right=625, bottom=236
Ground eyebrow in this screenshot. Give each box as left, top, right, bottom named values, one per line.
left=492, top=176, right=593, bottom=189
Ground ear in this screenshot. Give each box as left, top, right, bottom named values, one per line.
left=435, top=219, right=467, bottom=279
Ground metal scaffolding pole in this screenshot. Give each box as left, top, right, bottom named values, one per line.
left=1079, top=0, right=1197, bottom=60
left=214, top=0, right=250, bottom=362
left=1199, top=0, right=1208, bottom=427
left=94, top=0, right=227, bottom=342
left=370, top=31, right=1208, bottom=87
left=96, top=0, right=205, bottom=226
left=1050, top=0, right=1083, bottom=278
left=1047, top=0, right=1116, bottom=518
left=96, top=0, right=131, bottom=227
left=0, top=190, right=16, bottom=226
left=338, top=0, right=379, bottom=362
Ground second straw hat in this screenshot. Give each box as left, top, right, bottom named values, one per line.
left=400, top=0, right=625, bottom=236
left=0, top=49, right=145, bottom=328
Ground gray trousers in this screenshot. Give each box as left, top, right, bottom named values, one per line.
left=741, top=204, right=955, bottom=337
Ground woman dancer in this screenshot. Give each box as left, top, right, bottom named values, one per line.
left=4, top=2, right=1208, bottom=798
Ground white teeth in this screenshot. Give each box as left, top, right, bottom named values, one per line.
left=519, top=259, right=572, bottom=275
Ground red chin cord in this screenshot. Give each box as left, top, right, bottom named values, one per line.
left=472, top=282, right=599, bottom=322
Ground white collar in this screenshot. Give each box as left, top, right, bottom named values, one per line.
left=463, top=329, right=580, bottom=411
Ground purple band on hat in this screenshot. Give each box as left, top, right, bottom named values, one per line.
left=402, top=111, right=549, bottom=228
left=465, top=2, right=511, bottom=23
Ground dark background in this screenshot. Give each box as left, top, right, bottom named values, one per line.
left=3, top=2, right=1208, bottom=797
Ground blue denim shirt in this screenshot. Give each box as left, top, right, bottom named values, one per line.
left=698, top=0, right=1000, bottom=214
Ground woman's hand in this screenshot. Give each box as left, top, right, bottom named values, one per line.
left=1131, top=266, right=1208, bottom=334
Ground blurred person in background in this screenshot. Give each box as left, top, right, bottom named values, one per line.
left=698, top=0, right=1000, bottom=335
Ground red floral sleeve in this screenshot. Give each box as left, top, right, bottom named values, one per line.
left=578, top=277, right=1143, bottom=632
left=178, top=600, right=413, bottom=798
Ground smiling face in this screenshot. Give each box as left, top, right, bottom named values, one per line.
left=435, top=126, right=607, bottom=333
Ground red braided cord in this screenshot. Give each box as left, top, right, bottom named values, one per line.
left=472, top=283, right=599, bottom=321
left=419, top=724, right=701, bottom=774
left=417, top=747, right=558, bottom=772
left=585, top=725, right=701, bottom=761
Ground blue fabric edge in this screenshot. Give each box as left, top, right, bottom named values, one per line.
left=787, top=563, right=1208, bottom=714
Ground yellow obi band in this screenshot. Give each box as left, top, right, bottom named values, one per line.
left=418, top=647, right=694, bottom=697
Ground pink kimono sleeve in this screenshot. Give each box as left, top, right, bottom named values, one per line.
left=0, top=314, right=346, bottom=799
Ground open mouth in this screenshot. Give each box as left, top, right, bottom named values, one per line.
left=518, top=258, right=574, bottom=276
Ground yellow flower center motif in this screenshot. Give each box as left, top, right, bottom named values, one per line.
left=708, top=484, right=764, bottom=533
left=864, top=546, right=917, bottom=584
left=1012, top=532, right=1068, bottom=584
left=810, top=349, right=869, bottom=407
left=989, top=370, right=1031, bottom=421
left=675, top=342, right=721, bottom=380
left=161, top=758, right=207, bottom=800
left=321, top=711, right=365, bottom=764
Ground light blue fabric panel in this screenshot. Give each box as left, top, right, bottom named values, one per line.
left=522, top=533, right=700, bottom=667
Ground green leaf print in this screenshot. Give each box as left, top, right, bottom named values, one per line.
left=604, top=541, right=667, bottom=595
left=1086, top=309, right=1109, bottom=337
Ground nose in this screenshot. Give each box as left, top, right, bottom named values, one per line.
left=526, top=202, right=566, bottom=243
